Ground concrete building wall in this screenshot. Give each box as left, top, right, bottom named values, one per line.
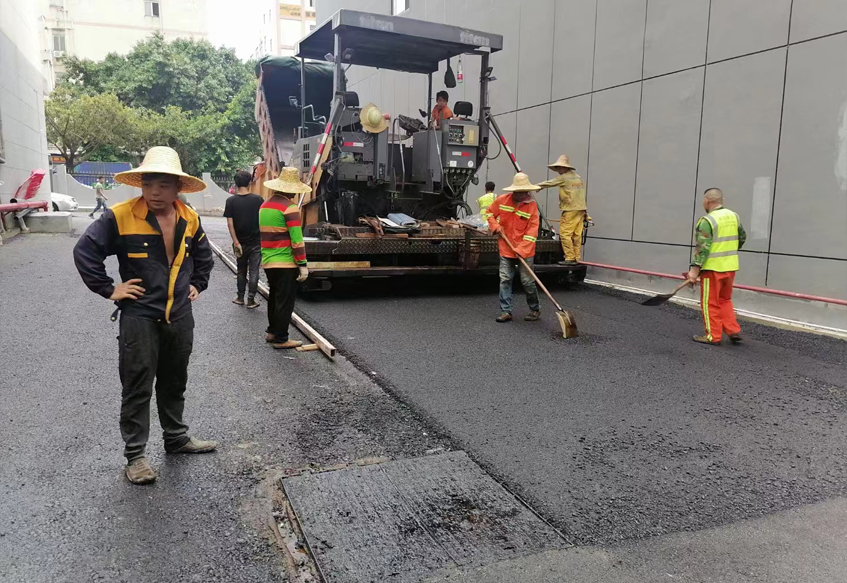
left=53, top=167, right=230, bottom=215
left=316, top=0, right=847, bottom=301
left=0, top=0, right=51, bottom=206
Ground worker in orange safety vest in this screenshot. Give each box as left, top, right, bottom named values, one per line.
left=487, top=173, right=541, bottom=323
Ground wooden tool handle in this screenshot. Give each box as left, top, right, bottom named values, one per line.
left=671, top=280, right=692, bottom=295
left=499, top=233, right=565, bottom=313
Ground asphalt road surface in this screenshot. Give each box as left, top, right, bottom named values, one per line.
left=200, top=215, right=847, bottom=546
left=293, top=282, right=847, bottom=545
left=0, top=219, right=447, bottom=583
left=4, top=215, right=847, bottom=581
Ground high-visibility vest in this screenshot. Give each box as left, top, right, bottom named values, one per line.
left=699, top=207, right=740, bottom=272
left=478, top=192, right=495, bottom=219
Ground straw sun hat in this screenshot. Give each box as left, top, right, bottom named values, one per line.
left=548, top=154, right=575, bottom=171
left=264, top=167, right=312, bottom=195
left=359, top=103, right=389, bottom=134
left=503, top=172, right=541, bottom=192
left=114, top=146, right=207, bottom=193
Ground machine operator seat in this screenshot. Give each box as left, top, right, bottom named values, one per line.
left=302, top=104, right=326, bottom=137
left=341, top=91, right=359, bottom=108
left=454, top=101, right=473, bottom=120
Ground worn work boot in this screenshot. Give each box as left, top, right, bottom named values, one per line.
left=125, top=457, right=156, bottom=485
left=232, top=296, right=245, bottom=306
left=246, top=297, right=260, bottom=309
left=728, top=333, right=743, bottom=344
left=495, top=312, right=513, bottom=323
left=273, top=339, right=303, bottom=350
left=558, top=259, right=579, bottom=266
left=692, top=335, right=720, bottom=346
left=168, top=437, right=218, bottom=454
left=524, top=311, right=541, bottom=321
left=265, top=333, right=275, bottom=343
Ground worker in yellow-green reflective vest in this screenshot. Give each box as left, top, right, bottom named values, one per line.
left=478, top=181, right=496, bottom=222
left=685, top=188, right=747, bottom=346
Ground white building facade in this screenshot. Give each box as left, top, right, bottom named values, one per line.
left=37, top=0, right=209, bottom=88
left=252, top=0, right=316, bottom=60
left=0, top=0, right=51, bottom=205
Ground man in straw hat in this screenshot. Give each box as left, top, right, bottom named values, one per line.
left=537, top=154, right=587, bottom=266
left=486, top=172, right=542, bottom=323
left=260, top=167, right=311, bottom=349
left=73, top=146, right=217, bottom=485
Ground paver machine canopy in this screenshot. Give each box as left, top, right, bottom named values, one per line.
left=291, top=10, right=504, bottom=225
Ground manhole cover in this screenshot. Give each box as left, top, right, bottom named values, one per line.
left=282, top=451, right=567, bottom=582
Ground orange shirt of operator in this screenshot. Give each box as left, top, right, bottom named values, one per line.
left=431, top=92, right=453, bottom=128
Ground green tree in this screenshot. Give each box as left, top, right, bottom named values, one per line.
left=56, top=34, right=261, bottom=175
left=45, top=87, right=133, bottom=171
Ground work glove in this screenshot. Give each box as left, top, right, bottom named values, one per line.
left=489, top=223, right=502, bottom=234
left=296, top=265, right=309, bottom=283
left=232, top=242, right=243, bottom=258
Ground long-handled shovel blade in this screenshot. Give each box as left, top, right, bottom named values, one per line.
left=556, top=310, right=579, bottom=338
left=642, top=280, right=691, bottom=307
left=641, top=293, right=675, bottom=306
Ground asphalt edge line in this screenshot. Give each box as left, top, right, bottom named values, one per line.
left=208, top=239, right=337, bottom=359
left=585, top=279, right=847, bottom=341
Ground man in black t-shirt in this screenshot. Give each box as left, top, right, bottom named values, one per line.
left=224, top=170, right=264, bottom=308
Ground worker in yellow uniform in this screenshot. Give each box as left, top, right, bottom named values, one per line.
left=536, top=155, right=586, bottom=266
left=478, top=181, right=496, bottom=221
left=685, top=188, right=746, bottom=346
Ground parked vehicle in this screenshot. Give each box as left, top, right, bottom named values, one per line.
left=51, top=192, right=78, bottom=212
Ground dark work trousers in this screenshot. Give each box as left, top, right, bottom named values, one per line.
left=265, top=268, right=299, bottom=343
left=236, top=245, right=261, bottom=299
left=118, top=313, right=194, bottom=461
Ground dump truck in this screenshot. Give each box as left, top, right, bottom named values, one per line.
left=254, top=9, right=587, bottom=289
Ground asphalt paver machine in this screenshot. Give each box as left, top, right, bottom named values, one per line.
left=255, top=9, right=588, bottom=288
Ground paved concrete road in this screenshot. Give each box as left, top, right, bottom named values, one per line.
left=0, top=219, right=447, bottom=583
left=283, top=249, right=847, bottom=546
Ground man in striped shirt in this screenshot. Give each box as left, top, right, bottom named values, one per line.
left=260, top=168, right=311, bottom=349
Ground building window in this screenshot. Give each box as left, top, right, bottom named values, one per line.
left=310, top=24, right=316, bottom=31
left=391, top=0, right=409, bottom=15
left=53, top=31, right=66, bottom=52
left=144, top=1, right=160, bottom=17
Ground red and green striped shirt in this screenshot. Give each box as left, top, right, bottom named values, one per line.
left=259, top=195, right=307, bottom=268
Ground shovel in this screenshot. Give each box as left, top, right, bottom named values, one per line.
left=499, top=232, right=579, bottom=338
left=641, top=279, right=693, bottom=306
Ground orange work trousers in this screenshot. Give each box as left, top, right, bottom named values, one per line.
left=700, top=270, right=741, bottom=343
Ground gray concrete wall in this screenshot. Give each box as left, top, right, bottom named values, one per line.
left=54, top=167, right=231, bottom=215
left=316, top=0, right=847, bottom=302
left=0, top=0, right=51, bottom=210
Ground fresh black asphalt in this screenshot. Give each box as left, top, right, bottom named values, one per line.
left=0, top=225, right=447, bottom=583
left=291, top=274, right=847, bottom=546
left=201, top=215, right=847, bottom=545
left=4, top=217, right=846, bottom=581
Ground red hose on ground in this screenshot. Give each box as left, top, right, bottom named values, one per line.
left=580, top=261, right=847, bottom=307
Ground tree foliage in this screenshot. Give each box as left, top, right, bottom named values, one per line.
left=49, top=34, right=260, bottom=175
left=45, top=87, right=134, bottom=171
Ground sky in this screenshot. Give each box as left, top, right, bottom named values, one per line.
left=207, top=0, right=266, bottom=61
